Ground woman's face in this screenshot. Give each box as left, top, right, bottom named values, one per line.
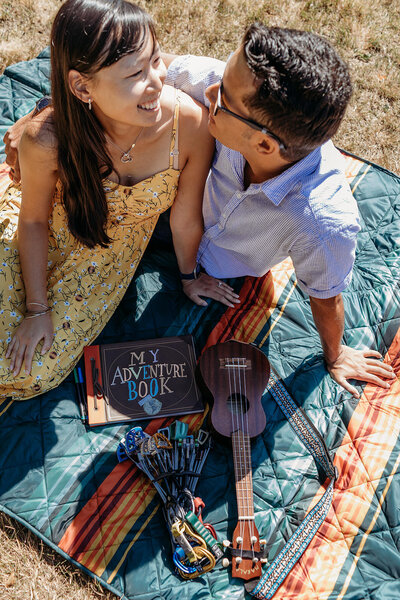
left=86, top=33, right=167, bottom=130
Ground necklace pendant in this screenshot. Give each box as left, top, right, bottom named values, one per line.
left=121, top=153, right=133, bottom=163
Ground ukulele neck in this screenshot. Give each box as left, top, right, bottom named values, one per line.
left=232, top=429, right=254, bottom=520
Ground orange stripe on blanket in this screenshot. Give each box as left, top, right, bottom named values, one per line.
left=343, top=155, right=364, bottom=183
left=271, top=328, right=400, bottom=599
left=58, top=412, right=203, bottom=570
left=238, top=276, right=275, bottom=342
left=205, top=258, right=295, bottom=349
left=59, top=417, right=168, bottom=556
left=76, top=477, right=157, bottom=575
left=239, top=258, right=295, bottom=344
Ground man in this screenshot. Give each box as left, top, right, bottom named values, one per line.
left=163, top=24, right=394, bottom=397
left=3, top=24, right=394, bottom=397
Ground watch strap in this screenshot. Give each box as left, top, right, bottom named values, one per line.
left=180, top=264, right=201, bottom=280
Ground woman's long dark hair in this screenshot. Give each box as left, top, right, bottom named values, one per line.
left=51, top=0, right=156, bottom=247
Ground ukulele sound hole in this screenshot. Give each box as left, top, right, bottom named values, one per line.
left=227, top=393, right=249, bottom=415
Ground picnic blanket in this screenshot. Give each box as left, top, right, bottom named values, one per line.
left=1, top=50, right=400, bottom=600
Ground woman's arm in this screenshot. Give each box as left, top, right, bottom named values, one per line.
left=169, top=93, right=240, bottom=308
left=6, top=117, right=58, bottom=376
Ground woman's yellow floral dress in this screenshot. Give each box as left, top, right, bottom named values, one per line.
left=0, top=102, right=181, bottom=400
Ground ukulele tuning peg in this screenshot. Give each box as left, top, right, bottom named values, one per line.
left=260, top=558, right=268, bottom=564
left=252, top=557, right=259, bottom=564
left=259, top=539, right=267, bottom=546
left=235, top=556, right=243, bottom=564
left=236, top=536, right=243, bottom=545
left=222, top=558, right=230, bottom=568
left=222, top=539, right=231, bottom=548
left=250, top=535, right=258, bottom=545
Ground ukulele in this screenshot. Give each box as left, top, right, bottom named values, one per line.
left=198, top=339, right=270, bottom=582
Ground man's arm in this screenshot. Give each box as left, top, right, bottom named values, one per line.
left=4, top=114, right=32, bottom=182
left=309, top=294, right=395, bottom=397
left=4, top=98, right=52, bottom=183
left=164, top=53, right=225, bottom=106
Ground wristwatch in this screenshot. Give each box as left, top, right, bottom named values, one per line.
left=180, top=264, right=201, bottom=280
left=33, top=96, right=52, bottom=116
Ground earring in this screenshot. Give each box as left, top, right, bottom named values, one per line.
left=88, top=98, right=92, bottom=110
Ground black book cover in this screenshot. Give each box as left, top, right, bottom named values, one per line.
left=83, top=335, right=203, bottom=426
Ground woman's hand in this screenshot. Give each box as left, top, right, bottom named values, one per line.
left=182, top=273, right=241, bottom=308
left=6, top=313, right=54, bottom=376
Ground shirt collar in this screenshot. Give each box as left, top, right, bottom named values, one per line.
left=226, top=146, right=245, bottom=186
left=261, top=146, right=323, bottom=205
left=226, top=144, right=323, bottom=206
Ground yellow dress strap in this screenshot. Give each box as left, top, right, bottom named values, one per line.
left=169, top=90, right=180, bottom=170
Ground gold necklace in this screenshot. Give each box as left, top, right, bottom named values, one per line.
left=106, top=127, right=144, bottom=163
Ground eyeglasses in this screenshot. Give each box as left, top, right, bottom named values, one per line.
left=214, top=81, right=287, bottom=151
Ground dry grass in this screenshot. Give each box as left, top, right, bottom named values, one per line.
left=0, top=0, right=399, bottom=598
left=0, top=513, right=116, bottom=600
left=0, top=0, right=399, bottom=172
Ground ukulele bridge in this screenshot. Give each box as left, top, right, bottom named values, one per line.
left=219, top=358, right=252, bottom=369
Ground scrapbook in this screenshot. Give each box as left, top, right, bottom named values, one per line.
left=83, top=336, right=203, bottom=426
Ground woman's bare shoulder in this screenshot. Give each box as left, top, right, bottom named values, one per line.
left=173, top=88, right=211, bottom=155
left=161, top=85, right=207, bottom=123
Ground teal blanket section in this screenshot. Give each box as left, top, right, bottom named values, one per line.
left=0, top=48, right=51, bottom=159
left=1, top=51, right=400, bottom=600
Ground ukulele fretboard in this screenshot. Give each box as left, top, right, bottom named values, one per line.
left=232, top=429, right=254, bottom=519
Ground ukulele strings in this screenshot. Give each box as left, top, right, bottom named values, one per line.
left=234, top=355, right=245, bottom=561
left=239, top=355, right=256, bottom=561
left=227, top=355, right=243, bottom=557
left=229, top=352, right=255, bottom=563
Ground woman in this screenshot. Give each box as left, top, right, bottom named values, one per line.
left=0, top=0, right=234, bottom=400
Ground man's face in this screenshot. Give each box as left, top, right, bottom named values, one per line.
left=205, top=47, right=261, bottom=152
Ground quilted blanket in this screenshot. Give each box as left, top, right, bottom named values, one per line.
left=1, top=51, right=400, bottom=600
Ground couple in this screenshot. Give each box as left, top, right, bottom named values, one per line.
left=1, top=0, right=393, bottom=400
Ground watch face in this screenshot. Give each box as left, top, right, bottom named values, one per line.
left=35, top=97, right=51, bottom=113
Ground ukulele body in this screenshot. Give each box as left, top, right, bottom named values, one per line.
left=198, top=339, right=270, bottom=439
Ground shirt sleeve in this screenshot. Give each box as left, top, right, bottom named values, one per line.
left=165, top=54, right=226, bottom=107
left=291, top=224, right=360, bottom=299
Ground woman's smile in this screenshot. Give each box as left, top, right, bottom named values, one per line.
left=138, top=96, right=161, bottom=111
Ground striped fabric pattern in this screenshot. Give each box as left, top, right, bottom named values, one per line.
left=0, top=152, right=399, bottom=600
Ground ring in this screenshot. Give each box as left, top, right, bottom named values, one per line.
left=218, top=281, right=223, bottom=288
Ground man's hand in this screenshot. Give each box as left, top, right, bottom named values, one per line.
left=3, top=113, right=34, bottom=182
left=309, top=294, right=395, bottom=397
left=326, top=344, right=395, bottom=398
left=182, top=273, right=241, bottom=307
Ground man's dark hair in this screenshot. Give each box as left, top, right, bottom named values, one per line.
left=242, top=24, right=352, bottom=161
